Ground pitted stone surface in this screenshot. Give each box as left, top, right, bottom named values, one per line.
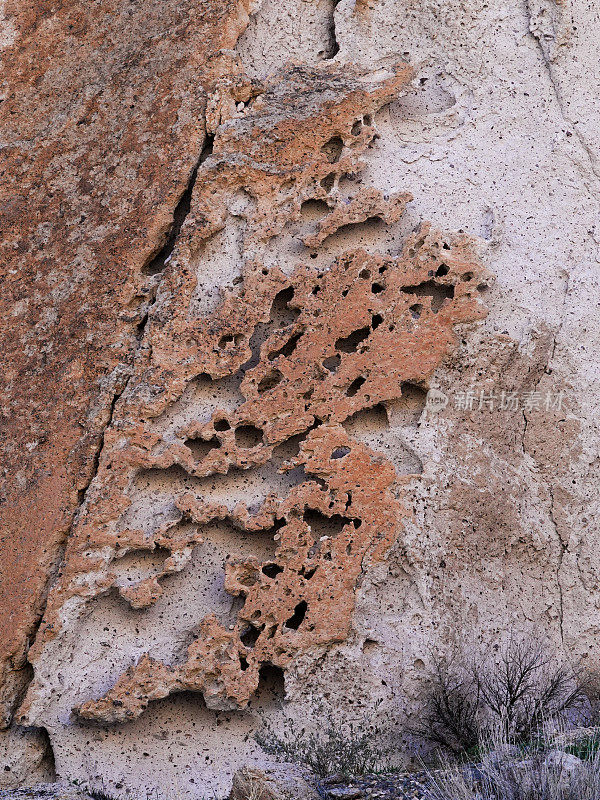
left=16, top=61, right=489, bottom=794
left=3, top=0, right=600, bottom=797
left=73, top=232, right=488, bottom=721
left=0, top=0, right=255, bottom=730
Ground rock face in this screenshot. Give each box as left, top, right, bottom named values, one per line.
left=0, top=0, right=254, bottom=728
left=2, top=0, right=600, bottom=797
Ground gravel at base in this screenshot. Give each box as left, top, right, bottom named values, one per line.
left=317, top=772, right=433, bottom=800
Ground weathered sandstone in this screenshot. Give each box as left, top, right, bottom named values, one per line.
left=2, top=0, right=600, bottom=797
left=0, top=0, right=256, bottom=730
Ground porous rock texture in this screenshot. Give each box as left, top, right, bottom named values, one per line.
left=0, top=0, right=255, bottom=758
left=2, top=0, right=600, bottom=797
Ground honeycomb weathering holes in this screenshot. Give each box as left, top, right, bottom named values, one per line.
left=73, top=233, right=489, bottom=722
left=29, top=64, right=490, bottom=726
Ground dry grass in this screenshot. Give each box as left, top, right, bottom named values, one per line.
left=422, top=726, right=600, bottom=800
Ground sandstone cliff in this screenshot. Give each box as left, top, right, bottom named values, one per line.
left=1, top=0, right=599, bottom=796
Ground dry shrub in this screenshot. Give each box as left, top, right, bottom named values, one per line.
left=255, top=711, right=389, bottom=778
left=416, top=635, right=589, bottom=753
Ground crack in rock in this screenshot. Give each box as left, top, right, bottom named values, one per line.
left=19, top=62, right=491, bottom=730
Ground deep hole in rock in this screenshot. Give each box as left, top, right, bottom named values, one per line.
left=164, top=372, right=245, bottom=429
left=243, top=321, right=270, bottom=373
left=250, top=517, right=287, bottom=552
left=257, top=663, right=285, bottom=700
left=214, top=418, right=231, bottom=432
left=304, top=509, right=351, bottom=539
left=133, top=464, right=190, bottom=491
left=331, top=446, right=350, bottom=459
left=235, top=425, right=263, bottom=448
left=401, top=280, right=454, bottom=313
left=320, top=172, right=336, bottom=191
left=286, top=463, right=310, bottom=486
left=407, top=237, right=427, bottom=258
left=402, top=382, right=428, bottom=406
left=285, top=600, right=308, bottom=630
left=273, top=432, right=307, bottom=462
left=134, top=464, right=302, bottom=528
left=268, top=331, right=303, bottom=361
left=371, top=313, right=383, bottom=330
left=240, top=625, right=262, bottom=648
left=242, top=288, right=299, bottom=376
left=266, top=625, right=277, bottom=640
left=272, top=517, right=287, bottom=532
left=335, top=326, right=371, bottom=353
left=322, top=217, right=385, bottom=249
left=346, top=376, right=366, bottom=397
left=322, top=0, right=340, bottom=59
left=321, top=136, right=344, bottom=164
left=270, top=287, right=300, bottom=327
left=189, top=372, right=213, bottom=390
left=184, top=436, right=220, bottom=461
left=435, top=264, right=449, bottom=277
left=272, top=420, right=321, bottom=463
left=218, top=333, right=243, bottom=349
left=262, top=563, right=284, bottom=579
left=198, top=518, right=278, bottom=566
left=300, top=565, right=317, bottom=580
left=141, top=142, right=207, bottom=276
left=409, top=303, right=423, bottom=320
left=343, top=403, right=389, bottom=436
left=257, top=369, right=283, bottom=394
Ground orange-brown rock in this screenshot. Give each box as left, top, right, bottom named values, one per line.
left=0, top=0, right=255, bottom=726
left=18, top=62, right=490, bottom=727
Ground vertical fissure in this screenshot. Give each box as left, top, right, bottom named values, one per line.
left=10, top=134, right=214, bottom=746
left=143, top=134, right=213, bottom=276
left=324, top=0, right=341, bottom=60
